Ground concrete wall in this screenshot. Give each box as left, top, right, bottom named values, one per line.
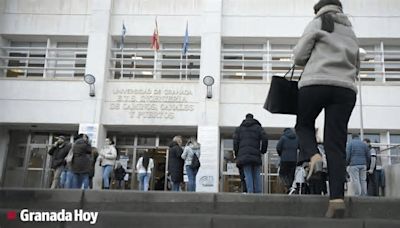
left=385, top=164, right=400, bottom=197
left=0, top=80, right=96, bottom=124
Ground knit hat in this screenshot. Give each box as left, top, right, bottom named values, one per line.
left=314, top=0, right=342, bottom=14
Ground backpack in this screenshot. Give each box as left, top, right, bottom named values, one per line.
left=190, top=153, right=201, bottom=169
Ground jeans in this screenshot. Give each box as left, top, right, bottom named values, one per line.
left=171, top=182, right=181, bottom=191
left=295, top=85, right=356, bottom=199
left=72, top=173, right=89, bottom=189
left=242, top=165, right=262, bottom=193
left=138, top=173, right=150, bottom=191
left=61, top=169, right=74, bottom=189
left=102, top=165, right=113, bottom=189
left=186, top=165, right=199, bottom=192
left=347, top=165, right=367, bottom=196
left=51, top=166, right=64, bottom=189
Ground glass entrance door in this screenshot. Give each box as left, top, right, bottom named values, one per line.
left=134, top=148, right=168, bottom=191
left=24, top=145, right=50, bottom=188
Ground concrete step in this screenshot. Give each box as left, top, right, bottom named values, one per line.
left=1, top=211, right=400, bottom=228
left=1, top=188, right=400, bottom=228
left=1, top=188, right=400, bottom=219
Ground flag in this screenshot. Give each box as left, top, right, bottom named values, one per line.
left=151, top=18, right=160, bottom=51
left=120, top=22, right=126, bottom=50
left=182, top=21, right=189, bottom=56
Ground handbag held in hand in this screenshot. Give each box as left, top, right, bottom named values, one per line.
left=264, top=65, right=301, bottom=115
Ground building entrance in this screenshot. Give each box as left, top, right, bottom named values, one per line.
left=132, top=148, right=169, bottom=191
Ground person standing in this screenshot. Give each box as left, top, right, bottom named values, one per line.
left=276, top=128, right=299, bottom=192
left=293, top=0, right=360, bottom=217
left=114, top=162, right=126, bottom=190
left=136, top=152, right=154, bottom=191
left=363, top=138, right=378, bottom=196
left=168, top=136, right=184, bottom=191
left=99, top=138, right=117, bottom=189
left=71, top=134, right=92, bottom=189
left=233, top=113, right=268, bottom=193
left=181, top=137, right=201, bottom=192
left=48, top=135, right=71, bottom=189
left=346, top=134, right=370, bottom=196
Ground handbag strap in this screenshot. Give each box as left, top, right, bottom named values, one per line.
left=284, top=64, right=303, bottom=81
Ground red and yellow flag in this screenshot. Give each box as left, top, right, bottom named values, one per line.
left=151, top=18, right=160, bottom=51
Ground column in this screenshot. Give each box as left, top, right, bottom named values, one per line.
left=80, top=0, right=112, bottom=149
left=0, top=128, right=10, bottom=186
left=196, top=0, right=222, bottom=192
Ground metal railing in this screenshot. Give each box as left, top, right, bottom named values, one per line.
left=221, top=44, right=400, bottom=82
left=109, top=47, right=201, bottom=80
left=0, top=46, right=87, bottom=78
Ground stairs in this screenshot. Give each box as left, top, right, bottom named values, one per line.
left=1, top=188, right=400, bottom=228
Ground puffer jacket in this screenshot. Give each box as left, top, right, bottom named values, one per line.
left=294, top=4, right=360, bottom=93
left=48, top=142, right=71, bottom=169
left=276, top=128, right=299, bottom=162
left=71, top=138, right=92, bottom=174
left=233, top=117, right=268, bottom=166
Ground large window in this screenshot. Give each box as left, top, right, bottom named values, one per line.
left=110, top=40, right=200, bottom=80
left=221, top=40, right=400, bottom=82
left=0, top=39, right=87, bottom=78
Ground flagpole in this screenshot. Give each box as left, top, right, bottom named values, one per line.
left=121, top=48, right=124, bottom=78
left=153, top=49, right=157, bottom=79
left=185, top=53, right=188, bottom=80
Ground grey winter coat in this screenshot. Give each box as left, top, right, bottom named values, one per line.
left=294, top=5, right=360, bottom=93
left=181, top=144, right=201, bottom=167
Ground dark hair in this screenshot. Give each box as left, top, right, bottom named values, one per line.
left=351, top=133, right=359, bottom=139
left=363, top=138, right=371, bottom=143
left=313, top=0, right=343, bottom=33
left=142, top=153, right=150, bottom=170
left=245, top=113, right=254, bottom=119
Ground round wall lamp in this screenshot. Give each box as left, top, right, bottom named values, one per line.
left=203, top=76, right=215, bottom=99
left=84, top=74, right=96, bottom=97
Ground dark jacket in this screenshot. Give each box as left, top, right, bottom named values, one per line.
left=71, top=138, right=92, bottom=174
left=168, top=141, right=184, bottom=183
left=233, top=117, right=268, bottom=166
left=114, top=166, right=126, bottom=181
left=48, top=142, right=71, bottom=169
left=276, top=129, right=299, bottom=162
left=346, top=137, right=371, bottom=166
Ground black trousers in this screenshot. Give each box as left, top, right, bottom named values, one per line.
left=295, top=85, right=356, bottom=199
left=279, top=161, right=297, bottom=190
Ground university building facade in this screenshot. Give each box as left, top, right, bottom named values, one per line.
left=0, top=0, right=399, bottom=193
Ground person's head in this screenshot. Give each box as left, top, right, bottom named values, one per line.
left=187, top=136, right=199, bottom=147
left=56, top=135, right=65, bottom=144
left=352, top=133, right=359, bottom=139
left=105, top=138, right=114, bottom=145
left=363, top=138, right=371, bottom=146
left=116, top=162, right=122, bottom=168
left=173, top=135, right=183, bottom=146
left=83, top=134, right=89, bottom=141
left=245, top=113, right=254, bottom=119
left=313, top=0, right=343, bottom=33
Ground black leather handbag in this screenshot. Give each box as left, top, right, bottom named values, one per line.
left=264, top=65, right=301, bottom=115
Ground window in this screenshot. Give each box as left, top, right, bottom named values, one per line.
left=5, top=42, right=46, bottom=77
left=0, top=39, right=88, bottom=79
left=110, top=40, right=200, bottom=80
